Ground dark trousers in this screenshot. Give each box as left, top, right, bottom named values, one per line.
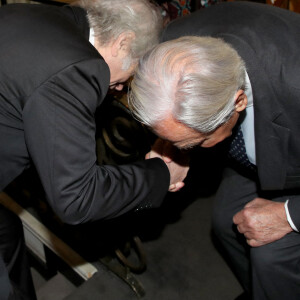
left=212, top=167, right=300, bottom=300
left=0, top=204, right=36, bottom=300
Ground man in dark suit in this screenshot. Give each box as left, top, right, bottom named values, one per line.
left=0, top=1, right=189, bottom=298
left=129, top=2, right=300, bottom=299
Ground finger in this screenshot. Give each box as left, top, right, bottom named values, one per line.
left=236, top=226, right=253, bottom=239
left=168, top=182, right=185, bottom=192
left=173, top=183, right=185, bottom=192
left=145, top=152, right=150, bottom=159
left=246, top=239, right=255, bottom=247
left=163, top=156, right=172, bottom=163
left=170, top=182, right=184, bottom=192
left=169, top=182, right=179, bottom=192
left=176, top=182, right=185, bottom=190
left=169, top=184, right=176, bottom=190
left=242, top=231, right=255, bottom=240
left=246, top=239, right=262, bottom=248
left=236, top=224, right=245, bottom=234
left=233, top=211, right=244, bottom=225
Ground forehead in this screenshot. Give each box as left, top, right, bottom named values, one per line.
left=153, top=116, right=204, bottom=147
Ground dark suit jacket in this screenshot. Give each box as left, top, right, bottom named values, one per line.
left=0, top=4, right=169, bottom=224
left=162, top=2, right=300, bottom=228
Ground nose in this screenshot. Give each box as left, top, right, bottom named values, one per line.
left=201, top=142, right=217, bottom=148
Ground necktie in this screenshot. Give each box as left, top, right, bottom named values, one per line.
left=228, top=125, right=256, bottom=171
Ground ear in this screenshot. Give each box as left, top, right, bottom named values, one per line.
left=111, top=31, right=136, bottom=57
left=234, top=89, right=248, bottom=113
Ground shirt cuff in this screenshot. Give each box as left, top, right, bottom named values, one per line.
left=285, top=199, right=299, bottom=232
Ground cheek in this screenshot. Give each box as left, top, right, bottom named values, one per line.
left=218, top=131, right=233, bottom=145
left=217, top=130, right=232, bottom=144
left=202, top=131, right=232, bottom=148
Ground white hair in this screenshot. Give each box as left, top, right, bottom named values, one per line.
left=128, top=36, right=246, bottom=133
left=78, top=0, right=163, bottom=59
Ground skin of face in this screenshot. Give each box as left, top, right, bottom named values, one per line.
left=153, top=111, right=240, bottom=149
left=109, top=59, right=138, bottom=91
left=153, top=90, right=247, bottom=150
left=95, top=32, right=137, bottom=91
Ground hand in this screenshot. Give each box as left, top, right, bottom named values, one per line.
left=166, top=160, right=189, bottom=192
left=233, top=198, right=293, bottom=247
left=145, top=138, right=173, bottom=163
left=146, top=138, right=190, bottom=192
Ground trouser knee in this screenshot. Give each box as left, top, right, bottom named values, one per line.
left=251, top=244, right=276, bottom=273
left=251, top=235, right=300, bottom=276
left=250, top=237, right=300, bottom=300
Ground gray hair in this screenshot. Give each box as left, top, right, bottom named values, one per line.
left=128, top=36, right=246, bottom=133
left=78, top=0, right=163, bottom=59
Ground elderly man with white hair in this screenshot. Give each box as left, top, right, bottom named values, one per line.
left=129, top=2, right=300, bottom=299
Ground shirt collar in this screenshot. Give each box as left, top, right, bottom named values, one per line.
left=89, top=27, right=95, bottom=46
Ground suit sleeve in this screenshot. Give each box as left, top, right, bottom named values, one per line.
left=23, top=58, right=170, bottom=224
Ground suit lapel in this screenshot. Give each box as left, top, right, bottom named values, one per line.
left=255, top=110, right=290, bottom=190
